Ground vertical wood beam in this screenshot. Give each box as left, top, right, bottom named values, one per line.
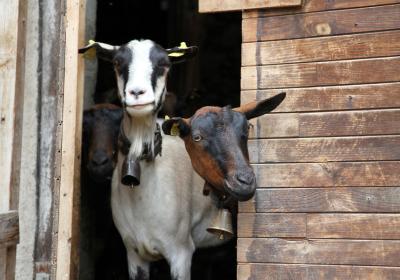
left=55, top=0, right=85, bottom=278
left=0, top=0, right=26, bottom=279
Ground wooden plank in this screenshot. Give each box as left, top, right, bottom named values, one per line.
left=251, top=109, right=400, bottom=138
left=0, top=0, right=22, bottom=213
left=55, top=0, right=85, bottom=278
left=308, top=214, right=400, bottom=239
left=241, top=57, right=400, bottom=90
left=199, top=0, right=302, bottom=13
left=0, top=0, right=26, bottom=279
left=243, top=0, right=400, bottom=18
left=242, top=30, right=400, bottom=66
left=249, top=113, right=299, bottom=138
left=253, top=162, right=400, bottom=188
left=239, top=187, right=400, bottom=213
left=248, top=136, right=400, bottom=163
left=237, top=238, right=400, bottom=266
left=242, top=4, right=400, bottom=42
left=241, top=83, right=400, bottom=113
left=238, top=213, right=306, bottom=238
left=0, top=211, right=18, bottom=246
left=237, top=263, right=400, bottom=280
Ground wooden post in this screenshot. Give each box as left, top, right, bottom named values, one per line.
left=0, top=0, right=26, bottom=278
left=54, top=0, right=85, bottom=278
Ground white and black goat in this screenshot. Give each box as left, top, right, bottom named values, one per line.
left=80, top=40, right=226, bottom=280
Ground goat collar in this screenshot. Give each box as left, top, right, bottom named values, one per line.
left=118, top=123, right=162, bottom=188
left=118, top=123, right=162, bottom=160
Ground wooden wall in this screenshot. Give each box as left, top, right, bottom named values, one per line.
left=238, top=1, right=400, bottom=279
left=0, top=0, right=26, bottom=278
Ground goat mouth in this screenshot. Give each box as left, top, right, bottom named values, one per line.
left=126, top=102, right=154, bottom=109
left=223, top=179, right=256, bottom=202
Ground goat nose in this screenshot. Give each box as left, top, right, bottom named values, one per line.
left=92, top=152, right=110, bottom=166
left=236, top=172, right=254, bottom=185
left=129, top=90, right=146, bottom=97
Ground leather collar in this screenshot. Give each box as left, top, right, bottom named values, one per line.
left=118, top=123, right=162, bottom=161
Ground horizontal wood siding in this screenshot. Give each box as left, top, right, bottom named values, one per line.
left=239, top=1, right=400, bottom=278
left=199, top=0, right=302, bottom=13
left=238, top=264, right=400, bottom=280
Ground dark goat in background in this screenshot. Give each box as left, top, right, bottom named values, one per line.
left=80, top=104, right=128, bottom=279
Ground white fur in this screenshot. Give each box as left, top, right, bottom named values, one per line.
left=111, top=40, right=227, bottom=280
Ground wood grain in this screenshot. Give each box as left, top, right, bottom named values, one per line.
left=241, top=83, right=400, bottom=112
left=0, top=211, right=18, bottom=246
left=242, top=30, right=400, bottom=66
left=237, top=263, right=400, bottom=280
left=250, top=109, right=400, bottom=138
left=237, top=213, right=400, bottom=239
left=242, top=4, right=400, bottom=42
left=237, top=238, right=400, bottom=266
left=253, top=161, right=400, bottom=188
left=241, top=57, right=400, bottom=90
left=55, top=0, right=85, bottom=279
left=199, top=0, right=302, bottom=13
left=243, top=0, right=400, bottom=18
left=239, top=187, right=400, bottom=213
left=248, top=136, right=400, bottom=163
left=238, top=213, right=306, bottom=238
left=308, top=214, right=400, bottom=239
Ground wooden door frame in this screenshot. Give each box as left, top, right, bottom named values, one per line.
left=51, top=0, right=86, bottom=278
left=0, top=0, right=27, bottom=278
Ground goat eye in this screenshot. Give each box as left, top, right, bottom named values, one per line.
left=193, top=135, right=203, bottom=142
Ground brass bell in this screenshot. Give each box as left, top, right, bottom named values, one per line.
left=207, top=208, right=234, bottom=240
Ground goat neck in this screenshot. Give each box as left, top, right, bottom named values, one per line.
left=121, top=111, right=157, bottom=159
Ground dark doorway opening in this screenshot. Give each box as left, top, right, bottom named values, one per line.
left=80, top=1, right=241, bottom=279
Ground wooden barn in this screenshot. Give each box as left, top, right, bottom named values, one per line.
left=1, top=0, right=400, bottom=279
left=199, top=0, right=400, bottom=279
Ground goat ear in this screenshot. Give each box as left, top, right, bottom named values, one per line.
left=166, top=42, right=198, bottom=64
left=78, top=40, right=120, bottom=62
left=162, top=117, right=191, bottom=137
left=234, top=92, right=286, bottom=120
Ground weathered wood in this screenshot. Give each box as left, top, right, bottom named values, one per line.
left=249, top=113, right=299, bottom=138
left=241, top=83, right=400, bottom=112
left=242, top=4, right=400, bottom=42
left=238, top=213, right=306, bottom=238
left=250, top=109, right=400, bottom=138
left=0, top=0, right=23, bottom=213
left=237, top=213, right=400, bottom=239
left=308, top=214, right=400, bottom=239
left=0, top=211, right=19, bottom=246
left=253, top=161, right=400, bottom=188
left=55, top=0, right=85, bottom=279
left=248, top=136, right=400, bottom=163
left=0, top=0, right=26, bottom=278
left=237, top=263, right=400, bottom=280
left=242, top=57, right=400, bottom=90
left=199, top=0, right=302, bottom=13
left=237, top=238, right=400, bottom=266
left=243, top=0, right=400, bottom=18
left=242, top=30, right=400, bottom=66
left=239, top=187, right=400, bottom=213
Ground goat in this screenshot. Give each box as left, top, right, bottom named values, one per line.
left=80, top=104, right=128, bottom=279
left=80, top=40, right=227, bottom=280
left=162, top=93, right=286, bottom=202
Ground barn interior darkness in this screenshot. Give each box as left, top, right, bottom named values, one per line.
left=80, top=0, right=241, bottom=279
